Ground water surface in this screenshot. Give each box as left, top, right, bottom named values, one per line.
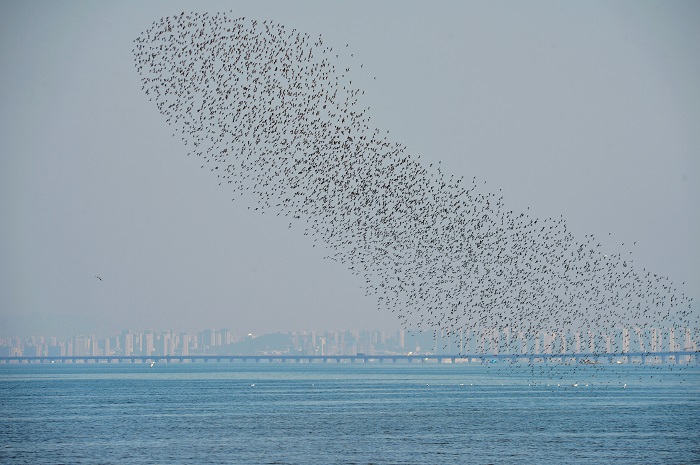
left=1, top=363, right=698, bottom=464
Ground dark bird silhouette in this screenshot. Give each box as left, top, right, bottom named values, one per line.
left=132, top=12, right=696, bottom=362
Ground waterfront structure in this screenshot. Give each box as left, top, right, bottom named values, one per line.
left=2, top=350, right=699, bottom=366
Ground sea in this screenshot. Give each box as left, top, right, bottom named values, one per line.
left=1, top=361, right=698, bottom=465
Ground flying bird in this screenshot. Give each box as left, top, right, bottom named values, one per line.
left=132, top=12, right=696, bottom=357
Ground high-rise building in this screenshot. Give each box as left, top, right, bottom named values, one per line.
left=629, top=327, right=644, bottom=352
left=396, top=329, right=405, bottom=349
left=220, top=329, right=232, bottom=346
left=121, top=330, right=133, bottom=356
left=143, top=331, right=154, bottom=356
left=658, top=327, right=675, bottom=352
left=609, top=328, right=624, bottom=354
left=90, top=335, right=99, bottom=356
left=181, top=334, right=190, bottom=356
left=201, top=329, right=217, bottom=348
left=685, top=328, right=694, bottom=351
left=586, top=331, right=595, bottom=354
left=73, top=335, right=90, bottom=356
left=162, top=331, right=171, bottom=356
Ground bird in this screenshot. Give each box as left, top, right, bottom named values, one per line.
left=94, top=275, right=103, bottom=281
left=131, top=12, right=696, bottom=373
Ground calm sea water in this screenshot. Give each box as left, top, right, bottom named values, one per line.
left=1, top=362, right=698, bottom=464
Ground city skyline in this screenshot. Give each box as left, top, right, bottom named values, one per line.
left=3, top=324, right=697, bottom=359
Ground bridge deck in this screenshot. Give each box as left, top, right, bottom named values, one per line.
left=1, top=351, right=698, bottom=364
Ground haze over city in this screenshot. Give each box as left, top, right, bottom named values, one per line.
left=2, top=1, right=699, bottom=340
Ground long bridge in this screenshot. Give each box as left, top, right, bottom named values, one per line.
left=1, top=351, right=698, bottom=365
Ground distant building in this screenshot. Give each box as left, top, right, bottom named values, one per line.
left=121, top=330, right=133, bottom=356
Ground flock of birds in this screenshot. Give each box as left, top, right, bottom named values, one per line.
left=132, top=12, right=696, bottom=359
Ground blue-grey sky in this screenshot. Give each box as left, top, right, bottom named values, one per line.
left=1, top=1, right=698, bottom=338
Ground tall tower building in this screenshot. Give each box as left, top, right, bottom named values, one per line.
left=651, top=327, right=660, bottom=352
left=396, top=329, right=405, bottom=350
left=220, top=329, right=232, bottom=346
left=143, top=331, right=154, bottom=356
left=162, top=331, right=171, bottom=356
left=516, top=331, right=527, bottom=354
left=90, top=335, right=99, bottom=356
left=73, top=335, right=90, bottom=356
left=587, top=331, right=595, bottom=354
left=660, top=327, right=676, bottom=352
left=121, top=330, right=133, bottom=356
left=181, top=334, right=189, bottom=356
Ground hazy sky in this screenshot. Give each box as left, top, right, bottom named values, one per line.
left=1, top=1, right=698, bottom=339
